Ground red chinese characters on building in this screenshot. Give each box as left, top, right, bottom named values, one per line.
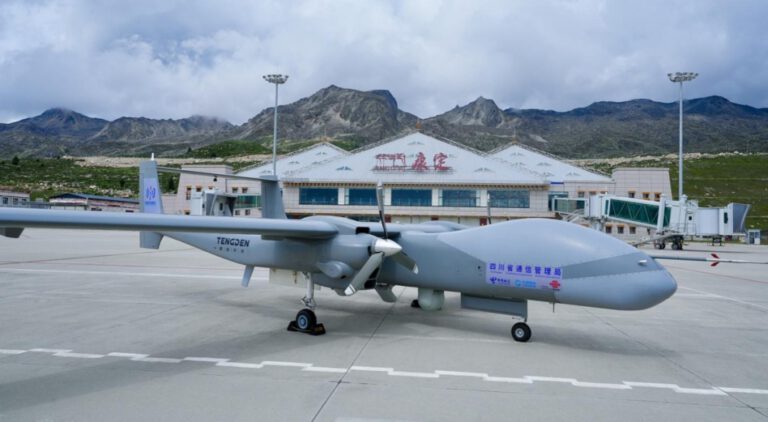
left=433, top=152, right=448, bottom=171
left=374, top=153, right=407, bottom=169
left=412, top=152, right=428, bottom=171
left=373, top=152, right=452, bottom=172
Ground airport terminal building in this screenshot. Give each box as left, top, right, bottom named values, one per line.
left=163, top=132, right=671, bottom=235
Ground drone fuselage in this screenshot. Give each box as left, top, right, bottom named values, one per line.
left=166, top=217, right=677, bottom=312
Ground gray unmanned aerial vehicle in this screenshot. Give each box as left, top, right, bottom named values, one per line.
left=0, top=160, right=716, bottom=342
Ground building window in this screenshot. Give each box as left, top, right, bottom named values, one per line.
left=654, top=192, right=661, bottom=201
left=577, top=191, right=585, bottom=198
left=184, top=210, right=191, bottom=215
left=185, top=186, right=192, bottom=200
left=241, top=187, right=248, bottom=194
left=245, top=209, right=251, bottom=216
left=235, top=210, right=240, bottom=216
left=589, top=191, right=597, bottom=196
left=299, top=188, right=338, bottom=205
left=196, top=186, right=202, bottom=192
left=605, top=225, right=612, bottom=234
left=628, top=191, right=635, bottom=199
left=2, top=198, right=7, bottom=205
left=642, top=192, right=650, bottom=200
left=617, top=225, right=625, bottom=234
left=391, top=189, right=432, bottom=206
left=488, top=190, right=530, bottom=208
left=235, top=195, right=260, bottom=209
left=629, top=226, right=636, bottom=235
left=442, top=189, right=477, bottom=207
left=232, top=187, right=239, bottom=193
left=348, top=188, right=377, bottom=206
left=548, top=192, right=568, bottom=211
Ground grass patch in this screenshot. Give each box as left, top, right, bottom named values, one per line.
left=588, top=153, right=767, bottom=231
left=184, top=140, right=271, bottom=158
left=0, top=157, right=178, bottom=200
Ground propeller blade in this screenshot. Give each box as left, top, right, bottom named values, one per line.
left=392, top=252, right=419, bottom=274
left=376, top=181, right=388, bottom=239
left=344, top=252, right=384, bottom=296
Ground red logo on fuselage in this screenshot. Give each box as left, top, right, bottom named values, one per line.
left=549, top=280, right=561, bottom=290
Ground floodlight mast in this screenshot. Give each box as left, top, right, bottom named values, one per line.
left=263, top=74, right=289, bottom=177
left=667, top=71, right=698, bottom=200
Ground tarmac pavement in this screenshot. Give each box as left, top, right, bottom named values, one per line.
left=1, top=229, right=767, bottom=421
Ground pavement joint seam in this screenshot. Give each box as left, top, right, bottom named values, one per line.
left=4, top=347, right=767, bottom=397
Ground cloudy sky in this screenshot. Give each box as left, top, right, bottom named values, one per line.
left=1, top=0, right=766, bottom=124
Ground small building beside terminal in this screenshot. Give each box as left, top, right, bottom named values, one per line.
left=48, top=193, right=139, bottom=212
left=0, top=190, right=30, bottom=207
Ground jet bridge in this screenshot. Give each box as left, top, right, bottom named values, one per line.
left=553, top=194, right=750, bottom=250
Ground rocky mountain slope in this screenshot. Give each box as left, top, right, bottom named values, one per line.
left=1, top=87, right=766, bottom=158
left=0, top=109, right=232, bottom=157
left=231, top=85, right=418, bottom=143
left=422, top=95, right=768, bottom=157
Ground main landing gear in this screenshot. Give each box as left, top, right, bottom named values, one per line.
left=287, top=278, right=326, bottom=335
left=511, top=322, right=532, bottom=342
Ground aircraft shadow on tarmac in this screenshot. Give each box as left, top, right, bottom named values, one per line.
left=212, top=291, right=677, bottom=357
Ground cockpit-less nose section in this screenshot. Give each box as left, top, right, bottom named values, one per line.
left=2, top=160, right=754, bottom=343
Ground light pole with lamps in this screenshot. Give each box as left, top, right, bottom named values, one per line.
left=262, top=74, right=289, bottom=176
left=667, top=71, right=698, bottom=200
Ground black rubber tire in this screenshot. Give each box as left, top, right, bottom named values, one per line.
left=410, top=299, right=421, bottom=308
left=660, top=242, right=666, bottom=250
left=511, top=322, right=532, bottom=342
left=296, top=309, right=317, bottom=331
left=671, top=242, right=679, bottom=250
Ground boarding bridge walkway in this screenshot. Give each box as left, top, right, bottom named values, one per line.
left=553, top=195, right=750, bottom=250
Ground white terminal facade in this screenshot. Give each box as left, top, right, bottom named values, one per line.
left=162, top=132, right=672, bottom=238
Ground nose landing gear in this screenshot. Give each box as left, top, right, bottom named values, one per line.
left=287, top=277, right=326, bottom=335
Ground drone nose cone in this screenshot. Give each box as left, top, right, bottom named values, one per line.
left=614, top=268, right=678, bottom=310
left=651, top=269, right=678, bottom=305
left=554, top=252, right=678, bottom=310
left=373, top=238, right=402, bottom=256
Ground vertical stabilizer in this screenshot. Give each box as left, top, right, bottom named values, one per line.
left=139, top=160, right=164, bottom=214
left=261, top=175, right=287, bottom=219
left=139, top=160, right=165, bottom=248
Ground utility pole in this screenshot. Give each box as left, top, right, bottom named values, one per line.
left=262, top=74, right=289, bottom=176
left=667, top=72, right=698, bottom=199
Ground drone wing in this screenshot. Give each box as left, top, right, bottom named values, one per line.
left=0, top=208, right=337, bottom=240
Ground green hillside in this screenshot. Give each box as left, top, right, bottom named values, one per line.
left=590, top=153, right=767, bottom=231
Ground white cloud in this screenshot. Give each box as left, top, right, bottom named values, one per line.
left=0, top=0, right=766, bottom=124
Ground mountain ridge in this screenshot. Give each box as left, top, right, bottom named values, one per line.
left=1, top=87, right=766, bottom=158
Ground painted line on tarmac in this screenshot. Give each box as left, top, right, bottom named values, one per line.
left=3, top=347, right=768, bottom=397
left=678, top=286, right=768, bottom=312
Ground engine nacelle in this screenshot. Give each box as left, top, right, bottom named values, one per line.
left=417, top=288, right=444, bottom=311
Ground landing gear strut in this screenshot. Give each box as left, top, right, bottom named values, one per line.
left=511, top=322, right=532, bottom=342
left=287, top=277, right=326, bottom=335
